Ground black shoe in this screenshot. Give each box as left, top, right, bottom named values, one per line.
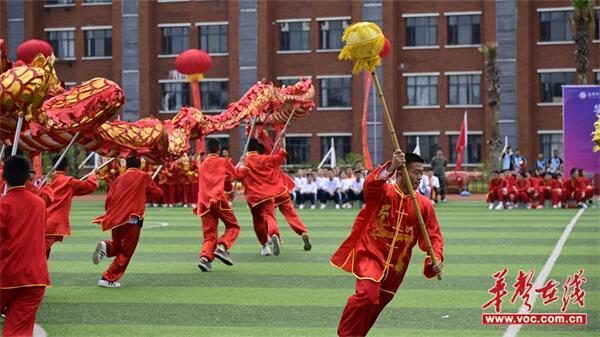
left=198, top=257, right=212, bottom=272
left=302, top=233, right=312, bottom=251
left=214, top=248, right=234, bottom=266
left=271, top=235, right=280, bottom=256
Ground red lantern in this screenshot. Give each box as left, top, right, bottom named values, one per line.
left=379, top=37, right=391, bottom=58
left=16, top=39, right=54, bottom=65
left=175, top=49, right=212, bottom=81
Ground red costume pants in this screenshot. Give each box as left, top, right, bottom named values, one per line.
left=515, top=190, right=530, bottom=203
left=0, top=286, right=45, bottom=337
left=200, top=206, right=240, bottom=261
left=338, top=270, right=406, bottom=337
left=564, top=188, right=583, bottom=203
left=102, top=223, right=141, bottom=282
left=250, top=200, right=280, bottom=245
left=537, top=188, right=561, bottom=206
left=486, top=189, right=504, bottom=203
left=45, top=235, right=64, bottom=259
left=162, top=184, right=175, bottom=205
left=276, top=198, right=309, bottom=236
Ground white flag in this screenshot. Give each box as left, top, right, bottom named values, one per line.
left=413, top=136, right=421, bottom=156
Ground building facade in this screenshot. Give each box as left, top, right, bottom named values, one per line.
left=1, top=0, right=599, bottom=168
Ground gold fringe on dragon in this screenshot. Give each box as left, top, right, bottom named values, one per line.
left=0, top=39, right=315, bottom=163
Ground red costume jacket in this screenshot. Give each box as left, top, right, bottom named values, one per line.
left=515, top=179, right=530, bottom=192
left=540, top=178, right=559, bottom=190
left=195, top=154, right=248, bottom=215
left=46, top=172, right=99, bottom=236
left=92, top=168, right=163, bottom=231
left=330, top=163, right=444, bottom=282
left=488, top=178, right=501, bottom=191
left=0, top=186, right=50, bottom=288
left=258, top=132, right=295, bottom=204
left=242, top=150, right=288, bottom=207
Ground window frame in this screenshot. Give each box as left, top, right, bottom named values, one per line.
left=538, top=131, right=563, bottom=160
left=200, top=79, right=229, bottom=113
left=404, top=15, right=438, bottom=48
left=158, top=24, right=191, bottom=57
left=318, top=134, right=352, bottom=161
left=403, top=73, right=439, bottom=108
left=537, top=69, right=575, bottom=105
left=447, top=132, right=483, bottom=165
left=317, top=75, right=352, bottom=110
left=316, top=17, right=350, bottom=52
left=538, top=9, right=573, bottom=44
left=45, top=28, right=76, bottom=60
left=445, top=72, right=482, bottom=107
left=196, top=22, right=229, bottom=56
left=159, top=80, right=190, bottom=113
left=277, top=18, right=311, bottom=53
left=82, top=26, right=113, bottom=59
left=445, top=12, right=481, bottom=47
left=403, top=133, right=440, bottom=164
left=285, top=135, right=312, bottom=165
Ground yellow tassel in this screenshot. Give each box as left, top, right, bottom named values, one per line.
left=338, top=22, right=385, bottom=74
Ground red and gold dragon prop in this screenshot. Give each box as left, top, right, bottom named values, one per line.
left=0, top=39, right=315, bottom=162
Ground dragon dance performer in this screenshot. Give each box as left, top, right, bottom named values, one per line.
left=45, top=156, right=99, bottom=259
left=194, top=139, right=249, bottom=272
left=91, top=156, right=163, bottom=288
left=331, top=150, right=444, bottom=337
left=258, top=129, right=312, bottom=251
left=0, top=156, right=50, bottom=337
left=242, top=138, right=288, bottom=256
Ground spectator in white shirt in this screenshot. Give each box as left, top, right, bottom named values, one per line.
left=299, top=173, right=318, bottom=209
left=346, top=171, right=365, bottom=208
left=340, top=172, right=354, bottom=208
left=320, top=169, right=342, bottom=209
left=315, top=169, right=326, bottom=202
left=418, top=173, right=431, bottom=198
left=427, top=170, right=440, bottom=203
left=293, top=170, right=305, bottom=207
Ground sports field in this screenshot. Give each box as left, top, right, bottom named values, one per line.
left=13, top=200, right=600, bottom=336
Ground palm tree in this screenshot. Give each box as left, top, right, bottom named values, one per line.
left=571, top=0, right=596, bottom=84
left=479, top=42, right=502, bottom=171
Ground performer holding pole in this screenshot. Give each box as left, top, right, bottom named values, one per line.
left=38, top=131, right=81, bottom=189
left=332, top=22, right=444, bottom=337
left=81, top=157, right=116, bottom=180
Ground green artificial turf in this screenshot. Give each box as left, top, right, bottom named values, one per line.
left=3, top=200, right=599, bottom=336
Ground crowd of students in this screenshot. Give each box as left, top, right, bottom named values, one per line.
left=487, top=167, right=594, bottom=210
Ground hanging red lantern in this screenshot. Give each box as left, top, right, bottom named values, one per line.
left=175, top=49, right=212, bottom=81
left=16, top=39, right=54, bottom=65
left=379, top=37, right=391, bottom=58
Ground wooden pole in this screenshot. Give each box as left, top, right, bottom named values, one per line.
left=270, top=109, right=295, bottom=155
left=80, top=157, right=116, bottom=180
left=371, top=71, right=441, bottom=280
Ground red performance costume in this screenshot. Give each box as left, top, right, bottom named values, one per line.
left=92, top=167, right=163, bottom=285
left=242, top=149, right=288, bottom=246
left=331, top=163, right=444, bottom=337
left=486, top=176, right=503, bottom=203
left=194, top=154, right=248, bottom=262
left=259, top=131, right=311, bottom=247
left=45, top=172, right=99, bottom=258
left=538, top=176, right=561, bottom=207
left=1, top=187, right=50, bottom=337
left=514, top=178, right=531, bottom=204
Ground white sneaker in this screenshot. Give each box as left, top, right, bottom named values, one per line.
left=526, top=203, right=532, bottom=209
left=494, top=203, right=504, bottom=210
left=320, top=204, right=326, bottom=209
left=98, top=278, right=121, bottom=288
left=553, top=204, right=559, bottom=209
left=508, top=205, right=514, bottom=210
left=557, top=202, right=562, bottom=208
left=488, top=203, right=494, bottom=210
left=271, top=235, right=281, bottom=256
left=299, top=204, right=304, bottom=209
left=335, top=204, right=340, bottom=209
left=261, top=245, right=271, bottom=256
left=310, top=205, right=316, bottom=210
left=537, top=205, right=544, bottom=209
left=93, top=241, right=107, bottom=265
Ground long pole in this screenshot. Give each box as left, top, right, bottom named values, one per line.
left=78, top=152, right=96, bottom=170
left=371, top=70, right=441, bottom=280
left=38, top=131, right=81, bottom=189
left=240, top=116, right=258, bottom=159
left=0, top=145, right=5, bottom=161
left=3, top=117, right=24, bottom=195
left=151, top=164, right=163, bottom=180
left=80, top=157, right=116, bottom=180
left=270, top=109, right=295, bottom=155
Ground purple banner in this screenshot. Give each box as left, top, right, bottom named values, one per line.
left=562, top=85, right=600, bottom=174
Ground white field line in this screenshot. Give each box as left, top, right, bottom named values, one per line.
left=503, top=208, right=586, bottom=337
left=143, top=222, right=170, bottom=229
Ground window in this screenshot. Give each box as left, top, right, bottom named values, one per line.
left=84, top=29, right=112, bottom=57
left=205, top=136, right=229, bottom=153
left=320, top=136, right=351, bottom=160
left=279, top=21, right=310, bottom=51
left=448, top=74, right=481, bottom=105
left=406, top=75, right=438, bottom=106
left=539, top=133, right=563, bottom=159
left=319, top=19, right=349, bottom=50
left=201, top=81, right=228, bottom=111
left=278, top=78, right=303, bottom=87
left=83, top=0, right=111, bottom=3
left=47, top=30, right=75, bottom=59
left=46, top=0, right=74, bottom=5
left=64, top=82, right=77, bottom=90
left=449, top=134, right=482, bottom=164
left=161, top=26, right=189, bottom=55
left=405, top=135, right=438, bottom=163
left=199, top=24, right=228, bottom=54
left=539, top=72, right=574, bottom=103
left=161, top=82, right=190, bottom=112
left=539, top=10, right=572, bottom=42
left=319, top=77, right=351, bottom=108
left=286, top=137, right=310, bottom=165
left=406, top=16, right=437, bottom=47
left=447, top=14, right=480, bottom=45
